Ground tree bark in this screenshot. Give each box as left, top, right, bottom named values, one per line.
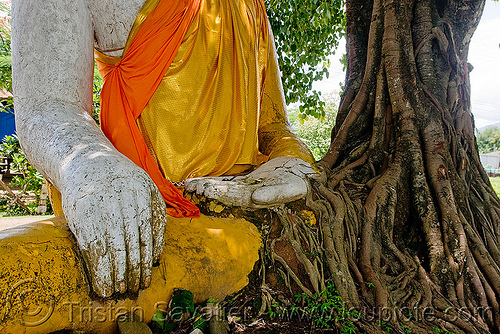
left=242, top=0, right=500, bottom=333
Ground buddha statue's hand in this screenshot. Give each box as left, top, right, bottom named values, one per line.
left=184, top=156, right=319, bottom=209
left=60, top=157, right=168, bottom=298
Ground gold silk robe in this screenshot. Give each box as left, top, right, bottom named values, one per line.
left=97, top=0, right=313, bottom=183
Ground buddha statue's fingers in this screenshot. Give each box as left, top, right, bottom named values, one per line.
left=61, top=155, right=168, bottom=298
left=0, top=215, right=260, bottom=333
left=185, top=176, right=258, bottom=208
left=184, top=157, right=320, bottom=209
left=250, top=173, right=307, bottom=205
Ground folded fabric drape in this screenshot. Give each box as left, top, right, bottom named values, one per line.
left=96, top=0, right=201, bottom=218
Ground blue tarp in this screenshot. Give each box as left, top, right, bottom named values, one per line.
left=0, top=109, right=16, bottom=140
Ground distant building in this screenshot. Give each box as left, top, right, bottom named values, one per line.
left=480, top=151, right=500, bottom=169
left=480, top=151, right=500, bottom=177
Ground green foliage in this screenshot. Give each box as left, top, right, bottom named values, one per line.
left=1, top=135, right=42, bottom=193
left=151, top=289, right=202, bottom=334
left=490, top=177, right=500, bottom=196
left=0, top=133, right=18, bottom=159
left=266, top=0, right=345, bottom=118
left=0, top=1, right=12, bottom=114
left=0, top=1, right=11, bottom=95
left=151, top=310, right=177, bottom=333
left=400, top=323, right=412, bottom=333
left=380, top=320, right=393, bottom=332
left=0, top=135, right=50, bottom=215
left=432, top=327, right=454, bottom=334
left=477, top=126, right=500, bottom=153
left=9, top=152, right=44, bottom=193
left=92, top=62, right=103, bottom=125
left=191, top=311, right=208, bottom=333
left=268, top=281, right=359, bottom=333
left=170, top=288, right=195, bottom=322
left=288, top=94, right=338, bottom=160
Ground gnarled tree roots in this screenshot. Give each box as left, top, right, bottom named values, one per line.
left=245, top=0, right=500, bottom=333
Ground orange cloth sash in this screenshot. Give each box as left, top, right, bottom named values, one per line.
left=96, top=0, right=201, bottom=218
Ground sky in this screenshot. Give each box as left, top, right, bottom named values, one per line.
left=313, top=1, right=500, bottom=129
left=469, top=0, right=500, bottom=129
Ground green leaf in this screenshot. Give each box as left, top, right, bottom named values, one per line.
left=170, top=288, right=195, bottom=322
left=0, top=55, right=11, bottom=67
left=192, top=312, right=208, bottom=332
left=150, top=310, right=167, bottom=331
left=266, top=0, right=345, bottom=118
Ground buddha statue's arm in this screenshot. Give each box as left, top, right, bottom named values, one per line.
left=258, top=31, right=315, bottom=165
left=12, top=0, right=167, bottom=298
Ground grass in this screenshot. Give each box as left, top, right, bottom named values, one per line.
left=490, top=177, right=500, bottom=197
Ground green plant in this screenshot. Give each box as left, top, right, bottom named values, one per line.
left=10, top=153, right=44, bottom=192
left=1, top=136, right=42, bottom=193
left=364, top=282, right=375, bottom=289
left=0, top=0, right=12, bottom=96
left=267, top=303, right=277, bottom=319
left=340, top=320, right=356, bottom=334
left=432, top=327, right=455, bottom=334
left=266, top=0, right=344, bottom=118
left=477, top=127, right=500, bottom=154
left=92, top=62, right=103, bottom=125
left=288, top=93, right=338, bottom=161
left=0, top=135, right=51, bottom=215
left=0, top=1, right=13, bottom=116
left=380, top=320, right=392, bottom=332
left=400, top=323, right=412, bottom=333
left=302, top=250, right=319, bottom=258
left=282, top=281, right=360, bottom=333
left=0, top=134, right=19, bottom=160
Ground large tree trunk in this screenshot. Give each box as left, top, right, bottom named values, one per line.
left=240, top=0, right=500, bottom=333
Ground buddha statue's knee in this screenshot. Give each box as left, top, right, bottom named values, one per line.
left=0, top=215, right=260, bottom=333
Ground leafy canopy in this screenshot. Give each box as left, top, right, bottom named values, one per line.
left=266, top=0, right=345, bottom=118
left=0, top=0, right=11, bottom=94
left=288, top=93, right=338, bottom=160
left=0, top=0, right=14, bottom=112
left=0, top=1, right=12, bottom=113
left=477, top=126, right=500, bottom=154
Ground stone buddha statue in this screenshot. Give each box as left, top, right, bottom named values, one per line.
left=3, top=0, right=317, bottom=331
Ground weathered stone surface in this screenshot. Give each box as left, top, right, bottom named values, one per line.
left=184, top=156, right=318, bottom=209
left=12, top=0, right=167, bottom=298
left=0, top=215, right=260, bottom=333
left=117, top=312, right=152, bottom=334
left=12, top=0, right=316, bottom=300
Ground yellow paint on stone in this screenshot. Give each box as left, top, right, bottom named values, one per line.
left=208, top=201, right=225, bottom=213
left=46, top=183, right=64, bottom=217
left=0, top=214, right=260, bottom=333
left=298, top=210, right=316, bottom=226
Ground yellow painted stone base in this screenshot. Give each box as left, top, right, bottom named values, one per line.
left=0, top=215, right=260, bottom=333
